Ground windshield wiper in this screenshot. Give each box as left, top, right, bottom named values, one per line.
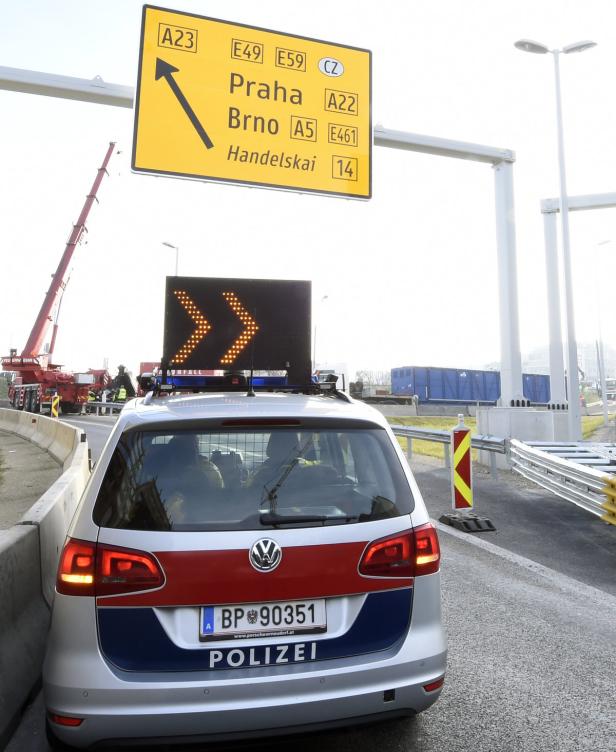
left=261, top=435, right=314, bottom=515
left=260, top=511, right=355, bottom=526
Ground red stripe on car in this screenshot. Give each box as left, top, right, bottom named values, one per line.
left=97, top=541, right=413, bottom=607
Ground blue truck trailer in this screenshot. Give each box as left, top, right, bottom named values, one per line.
left=391, top=366, right=550, bottom=405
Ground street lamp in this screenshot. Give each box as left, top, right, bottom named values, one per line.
left=514, top=38, right=597, bottom=440
left=312, top=294, right=329, bottom=372
left=162, top=241, right=179, bottom=276
left=596, top=240, right=611, bottom=427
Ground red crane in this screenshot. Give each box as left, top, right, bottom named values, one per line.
left=2, top=142, right=117, bottom=413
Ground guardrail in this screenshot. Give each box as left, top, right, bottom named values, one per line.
left=510, top=439, right=616, bottom=525
left=83, top=401, right=124, bottom=415
left=389, top=423, right=616, bottom=527
left=390, top=424, right=506, bottom=478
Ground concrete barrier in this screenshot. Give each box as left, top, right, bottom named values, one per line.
left=0, top=409, right=89, bottom=747
left=0, top=409, right=82, bottom=469
left=0, top=526, right=50, bottom=750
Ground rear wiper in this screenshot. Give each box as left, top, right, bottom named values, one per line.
left=260, top=512, right=355, bottom=526
left=262, top=435, right=314, bottom=514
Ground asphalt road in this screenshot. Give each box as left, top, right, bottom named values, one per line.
left=6, top=418, right=616, bottom=751
left=411, top=455, right=616, bottom=597
left=60, top=414, right=117, bottom=462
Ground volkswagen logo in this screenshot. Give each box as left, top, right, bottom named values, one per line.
left=249, top=538, right=282, bottom=572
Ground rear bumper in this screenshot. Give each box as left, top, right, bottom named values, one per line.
left=46, top=649, right=446, bottom=749
left=45, top=574, right=446, bottom=749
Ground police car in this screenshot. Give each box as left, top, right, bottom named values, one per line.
left=43, top=373, right=446, bottom=750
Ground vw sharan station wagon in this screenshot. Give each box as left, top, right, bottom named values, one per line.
left=44, top=385, right=446, bottom=750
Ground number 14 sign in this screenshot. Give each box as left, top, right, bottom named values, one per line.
left=132, top=5, right=372, bottom=198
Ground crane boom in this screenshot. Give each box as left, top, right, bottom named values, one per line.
left=21, top=141, right=116, bottom=357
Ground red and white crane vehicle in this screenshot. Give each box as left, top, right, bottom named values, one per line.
left=2, top=142, right=116, bottom=414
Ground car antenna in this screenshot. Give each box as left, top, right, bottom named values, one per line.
left=246, top=307, right=257, bottom=397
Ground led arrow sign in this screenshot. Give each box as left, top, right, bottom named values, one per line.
left=163, top=277, right=311, bottom=381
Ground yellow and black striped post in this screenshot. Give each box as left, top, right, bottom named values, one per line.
left=51, top=394, right=60, bottom=418
left=601, top=476, right=616, bottom=526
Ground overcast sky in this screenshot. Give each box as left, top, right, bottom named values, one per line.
left=1, top=0, right=615, bottom=380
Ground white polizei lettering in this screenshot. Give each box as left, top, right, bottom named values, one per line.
left=276, top=645, right=289, bottom=663
left=227, top=649, right=246, bottom=668
left=310, top=643, right=317, bottom=660
left=209, top=650, right=223, bottom=668
left=264, top=647, right=271, bottom=664
left=249, top=648, right=261, bottom=666
left=294, top=644, right=305, bottom=661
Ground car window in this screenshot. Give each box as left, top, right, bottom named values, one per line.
left=93, top=425, right=413, bottom=531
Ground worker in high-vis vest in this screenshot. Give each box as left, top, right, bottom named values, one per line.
left=115, top=386, right=127, bottom=402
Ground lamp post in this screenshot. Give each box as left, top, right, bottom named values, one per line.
left=514, top=38, right=596, bottom=440
left=312, top=294, right=329, bottom=372
left=162, top=241, right=179, bottom=276
left=596, top=240, right=611, bottom=427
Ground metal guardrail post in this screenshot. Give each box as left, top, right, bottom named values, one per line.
left=444, top=444, right=451, bottom=470
left=489, top=452, right=497, bottom=480
left=406, top=437, right=413, bottom=460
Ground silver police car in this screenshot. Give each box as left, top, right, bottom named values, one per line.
left=44, top=389, right=446, bottom=749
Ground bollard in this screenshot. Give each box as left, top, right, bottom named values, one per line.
left=451, top=414, right=472, bottom=510
left=51, top=394, right=60, bottom=419
left=439, top=414, right=496, bottom=533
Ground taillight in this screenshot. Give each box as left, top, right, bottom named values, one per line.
left=413, top=523, right=441, bottom=576
left=57, top=539, right=96, bottom=596
left=359, top=532, right=414, bottom=577
left=57, top=538, right=164, bottom=596
left=49, top=713, right=83, bottom=727
left=96, top=544, right=164, bottom=596
left=423, top=676, right=445, bottom=693
left=359, top=523, right=440, bottom=578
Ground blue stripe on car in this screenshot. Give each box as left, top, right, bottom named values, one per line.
left=97, top=588, right=413, bottom=672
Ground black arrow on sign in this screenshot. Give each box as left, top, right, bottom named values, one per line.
left=155, top=58, right=214, bottom=150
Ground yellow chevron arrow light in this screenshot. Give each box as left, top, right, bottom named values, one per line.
left=220, top=292, right=259, bottom=365
left=172, top=290, right=212, bottom=363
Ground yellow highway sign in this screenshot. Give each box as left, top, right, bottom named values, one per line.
left=132, top=6, right=371, bottom=198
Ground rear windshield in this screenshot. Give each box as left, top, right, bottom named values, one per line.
left=93, top=423, right=413, bottom=531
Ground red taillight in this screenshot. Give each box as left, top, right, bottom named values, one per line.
left=359, top=524, right=440, bottom=578
left=423, top=676, right=445, bottom=692
left=413, top=523, right=441, bottom=576
left=359, top=532, right=414, bottom=577
left=57, top=538, right=165, bottom=597
left=96, top=544, right=164, bottom=596
left=49, top=713, right=83, bottom=727
left=57, top=539, right=96, bottom=596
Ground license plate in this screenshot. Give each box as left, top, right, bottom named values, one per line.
left=200, top=599, right=326, bottom=641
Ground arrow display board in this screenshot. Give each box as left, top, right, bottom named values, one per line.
left=132, top=5, right=371, bottom=198
left=163, top=277, right=311, bottom=381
